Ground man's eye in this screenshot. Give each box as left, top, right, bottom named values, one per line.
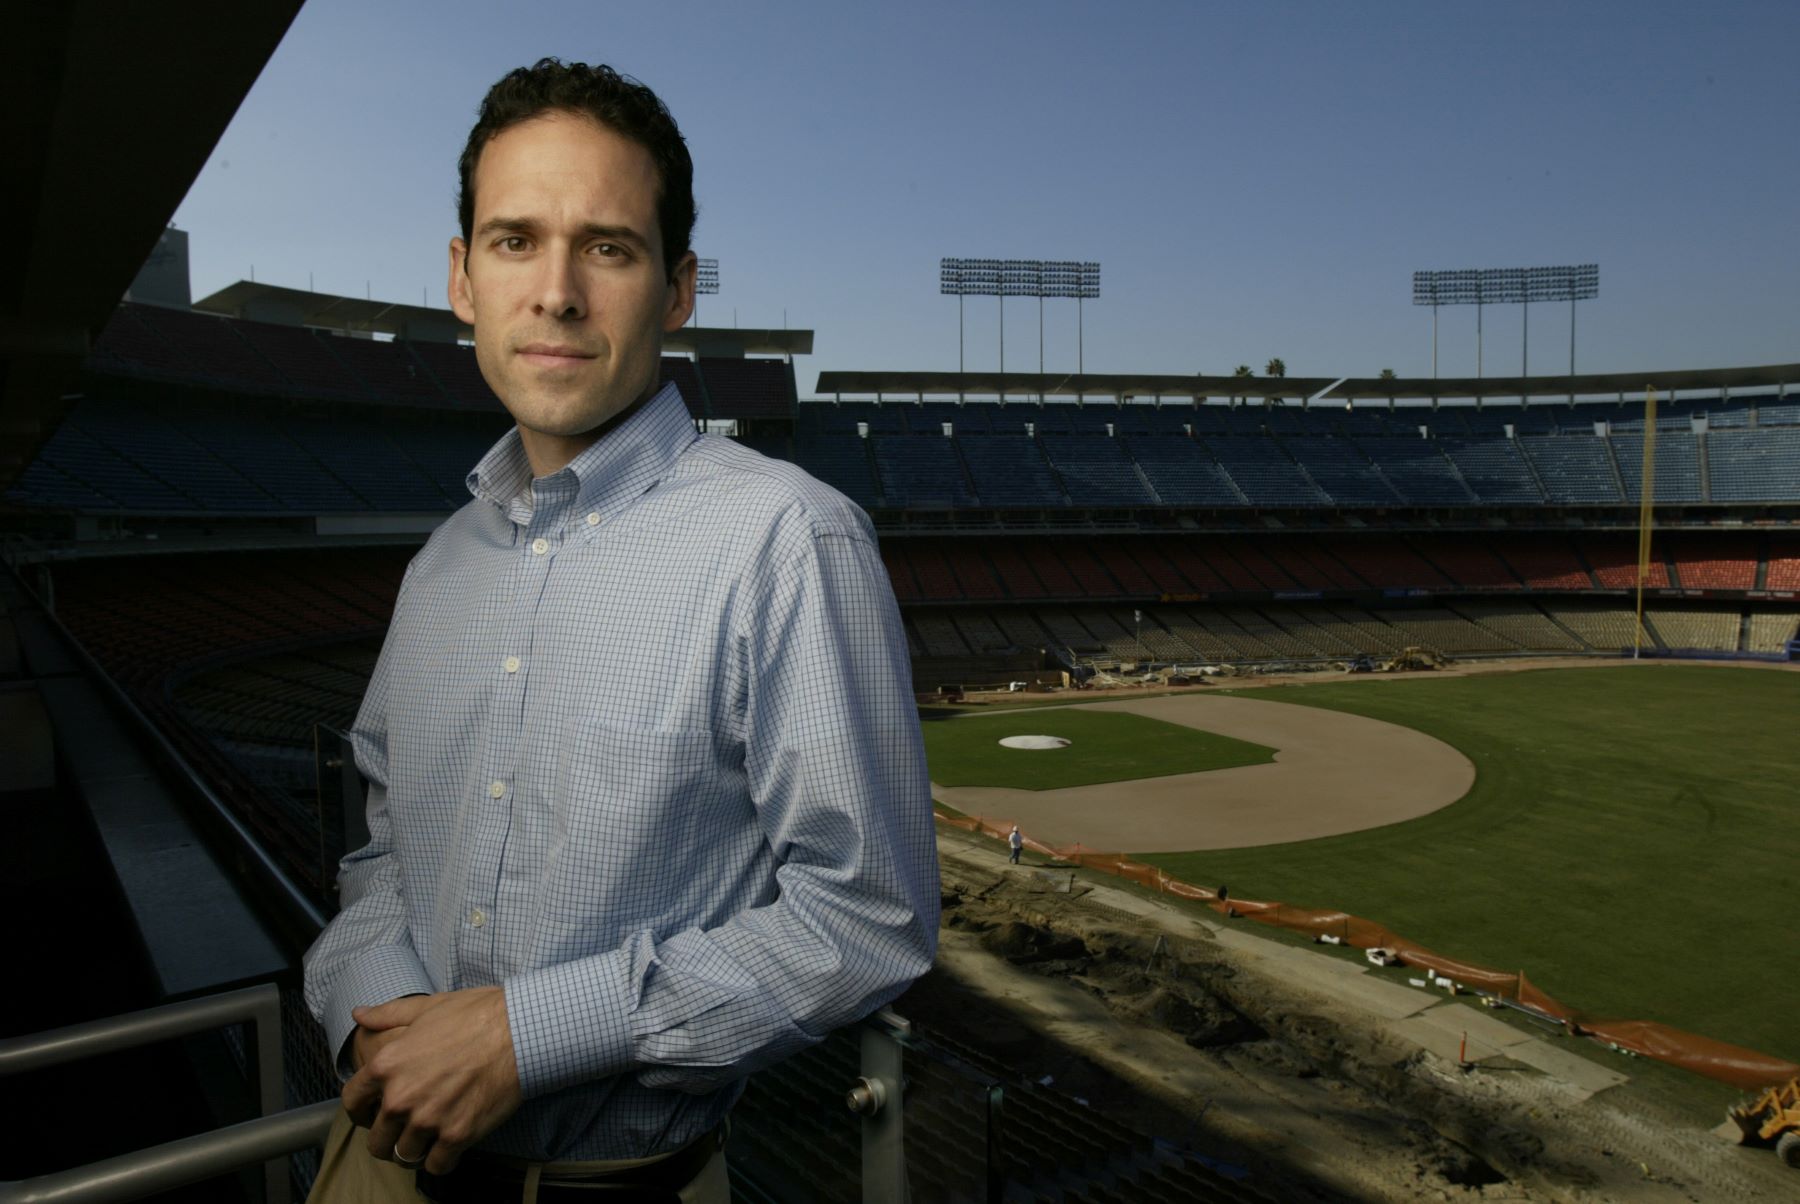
left=499, top=236, right=529, bottom=252
left=592, top=242, right=624, bottom=258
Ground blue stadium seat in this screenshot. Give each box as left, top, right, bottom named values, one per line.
left=1279, top=436, right=1402, bottom=505
left=1438, top=436, right=1545, bottom=504
left=1517, top=435, right=1622, bottom=504
left=1038, top=434, right=1155, bottom=506
left=1119, top=436, right=1246, bottom=506
left=871, top=435, right=976, bottom=507
left=955, top=435, right=1066, bottom=507
left=1203, top=435, right=1329, bottom=506
left=1351, top=436, right=1474, bottom=505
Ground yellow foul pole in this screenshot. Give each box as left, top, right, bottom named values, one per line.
left=1634, top=387, right=1658, bottom=658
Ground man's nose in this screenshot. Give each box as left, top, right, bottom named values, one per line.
left=532, top=251, right=586, bottom=319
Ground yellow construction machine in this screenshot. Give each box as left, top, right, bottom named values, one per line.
left=1729, top=1077, right=1800, bottom=1169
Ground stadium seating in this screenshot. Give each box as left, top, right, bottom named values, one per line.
left=791, top=433, right=880, bottom=507
left=1408, top=536, right=1522, bottom=590
left=871, top=435, right=977, bottom=507
left=1351, top=436, right=1474, bottom=505
left=1279, top=436, right=1402, bottom=505
left=1583, top=536, right=1672, bottom=589
left=1707, top=429, right=1800, bottom=502
left=1437, top=436, right=1545, bottom=504
left=1644, top=608, right=1741, bottom=653
left=1119, top=435, right=1246, bottom=505
left=955, top=436, right=1066, bottom=507
left=1542, top=602, right=1651, bottom=652
left=1746, top=612, right=1798, bottom=653
left=409, top=340, right=501, bottom=409
left=1517, top=435, right=1622, bottom=503
left=1611, top=432, right=1703, bottom=503
left=1766, top=540, right=1800, bottom=590
left=1202, top=435, right=1329, bottom=506
left=1039, top=435, right=1157, bottom=506
left=1451, top=601, right=1585, bottom=651
left=1488, top=535, right=1591, bottom=590
left=1668, top=534, right=1758, bottom=591
left=697, top=357, right=792, bottom=419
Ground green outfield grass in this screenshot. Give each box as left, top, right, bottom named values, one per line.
left=1126, top=666, right=1800, bottom=1069
left=921, top=707, right=1275, bottom=790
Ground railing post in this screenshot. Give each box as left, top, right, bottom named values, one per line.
left=848, top=1010, right=909, bottom=1204
left=313, top=724, right=369, bottom=903
left=985, top=1082, right=1006, bottom=1204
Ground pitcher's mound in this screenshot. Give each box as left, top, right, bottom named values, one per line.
left=999, top=735, right=1071, bottom=750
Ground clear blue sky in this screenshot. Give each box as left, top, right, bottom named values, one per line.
left=172, top=0, right=1799, bottom=391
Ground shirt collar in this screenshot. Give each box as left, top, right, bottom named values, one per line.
left=466, top=381, right=698, bottom=524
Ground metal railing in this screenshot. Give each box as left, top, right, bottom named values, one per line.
left=0, top=985, right=334, bottom=1204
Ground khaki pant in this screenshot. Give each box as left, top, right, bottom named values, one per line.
left=307, top=1109, right=730, bottom=1203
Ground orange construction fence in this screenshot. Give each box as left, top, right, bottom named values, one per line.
left=938, top=810, right=1799, bottom=1092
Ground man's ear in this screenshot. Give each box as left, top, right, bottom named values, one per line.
left=663, top=251, right=697, bottom=333
left=448, top=238, right=477, bottom=326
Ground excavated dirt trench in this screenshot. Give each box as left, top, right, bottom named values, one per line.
left=894, top=844, right=1793, bottom=1202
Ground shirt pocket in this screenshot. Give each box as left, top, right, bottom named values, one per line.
left=538, top=721, right=731, bottom=946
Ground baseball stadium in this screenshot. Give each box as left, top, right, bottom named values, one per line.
left=5, top=7, right=1799, bottom=1204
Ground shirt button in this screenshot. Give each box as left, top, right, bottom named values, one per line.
left=503, top=655, right=521, bottom=674
left=470, top=908, right=487, bottom=928
left=489, top=780, right=505, bottom=799
left=585, top=512, right=600, bottom=526
left=531, top=537, right=549, bottom=555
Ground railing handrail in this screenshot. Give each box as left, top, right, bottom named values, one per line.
left=0, top=984, right=277, bottom=1077
left=0, top=983, right=294, bottom=1204
left=0, top=1100, right=339, bottom=1204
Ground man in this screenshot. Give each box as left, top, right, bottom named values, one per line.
left=302, top=59, right=939, bottom=1202
left=1008, top=824, right=1023, bottom=865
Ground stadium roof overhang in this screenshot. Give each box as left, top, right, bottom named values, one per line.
left=193, top=283, right=816, bottom=359
left=814, top=364, right=1800, bottom=403
left=1, top=1, right=303, bottom=491
left=196, top=281, right=470, bottom=343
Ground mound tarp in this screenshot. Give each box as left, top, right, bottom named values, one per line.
left=938, top=810, right=1800, bottom=1092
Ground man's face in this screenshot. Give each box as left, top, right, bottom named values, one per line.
left=449, top=111, right=694, bottom=451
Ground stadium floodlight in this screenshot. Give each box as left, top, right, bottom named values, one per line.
left=1413, top=264, right=1598, bottom=400
left=692, top=258, right=719, bottom=325
left=940, top=257, right=1101, bottom=377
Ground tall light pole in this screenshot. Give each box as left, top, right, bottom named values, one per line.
left=941, top=257, right=1102, bottom=385
left=1412, top=264, right=1598, bottom=403
left=693, top=258, right=719, bottom=325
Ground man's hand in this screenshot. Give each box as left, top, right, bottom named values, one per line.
left=341, top=986, right=523, bottom=1174
left=349, top=1019, right=409, bottom=1076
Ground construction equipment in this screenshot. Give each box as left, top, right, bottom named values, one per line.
left=1728, top=1077, right=1800, bottom=1169
left=1380, top=646, right=1450, bottom=672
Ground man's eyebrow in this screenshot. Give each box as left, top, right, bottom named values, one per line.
left=473, top=217, right=650, bottom=251
left=576, top=222, right=650, bottom=250
left=474, top=216, right=539, bottom=239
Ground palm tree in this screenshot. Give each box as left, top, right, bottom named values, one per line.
left=1379, top=368, right=1397, bottom=380
left=1232, top=364, right=1252, bottom=406
left=1265, top=358, right=1287, bottom=378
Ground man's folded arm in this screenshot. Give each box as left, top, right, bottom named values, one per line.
left=302, top=581, right=435, bottom=1079
left=503, top=523, right=941, bottom=1099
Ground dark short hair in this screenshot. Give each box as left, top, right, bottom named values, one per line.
left=457, top=59, right=696, bottom=278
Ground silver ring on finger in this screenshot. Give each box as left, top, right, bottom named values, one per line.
left=392, top=1145, right=427, bottom=1169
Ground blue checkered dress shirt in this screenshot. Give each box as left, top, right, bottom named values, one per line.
left=302, top=382, right=940, bottom=1160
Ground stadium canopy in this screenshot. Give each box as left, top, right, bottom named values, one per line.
left=194, top=281, right=814, bottom=360
left=1, top=0, right=303, bottom=492
left=814, top=364, right=1800, bottom=404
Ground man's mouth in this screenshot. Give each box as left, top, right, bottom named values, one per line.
left=517, top=343, right=597, bottom=369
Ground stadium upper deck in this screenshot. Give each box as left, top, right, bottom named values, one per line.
left=7, top=300, right=1798, bottom=519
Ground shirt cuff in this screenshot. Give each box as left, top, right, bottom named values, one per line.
left=323, top=944, right=437, bottom=1080
left=505, top=946, right=636, bottom=1100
